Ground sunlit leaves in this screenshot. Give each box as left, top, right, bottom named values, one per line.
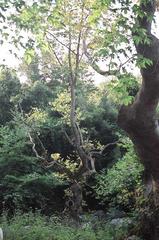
left=52, top=90, right=83, bottom=125
left=15, top=1, right=50, bottom=32
left=52, top=90, right=71, bottom=124
left=51, top=153, right=61, bottom=160
left=24, top=48, right=35, bottom=64
left=27, top=108, right=48, bottom=127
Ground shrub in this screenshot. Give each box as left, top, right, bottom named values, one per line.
left=0, top=212, right=140, bottom=240
left=94, top=137, right=144, bottom=211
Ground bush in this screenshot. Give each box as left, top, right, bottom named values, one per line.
left=94, top=138, right=144, bottom=211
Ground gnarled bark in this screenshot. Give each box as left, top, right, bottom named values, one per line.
left=118, top=1, right=159, bottom=239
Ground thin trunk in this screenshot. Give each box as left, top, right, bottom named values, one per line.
left=70, top=81, right=95, bottom=175
left=68, top=19, right=95, bottom=176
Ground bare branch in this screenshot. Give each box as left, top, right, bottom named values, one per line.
left=29, top=132, right=74, bottom=179
left=53, top=49, right=63, bottom=66
left=118, top=55, right=136, bottom=72
left=28, top=133, right=45, bottom=160
left=36, top=134, right=47, bottom=154
left=46, top=31, right=77, bottom=56
left=90, top=141, right=119, bottom=156
left=46, top=158, right=74, bottom=179
left=101, top=141, right=119, bottom=153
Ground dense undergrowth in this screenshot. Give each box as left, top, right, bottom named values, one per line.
left=0, top=212, right=142, bottom=240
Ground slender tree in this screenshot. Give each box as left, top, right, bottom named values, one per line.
left=9, top=0, right=106, bottom=219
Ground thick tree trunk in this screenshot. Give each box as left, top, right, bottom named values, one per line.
left=118, top=104, right=159, bottom=239
left=118, top=1, right=159, bottom=239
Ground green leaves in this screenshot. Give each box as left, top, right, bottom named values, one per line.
left=94, top=137, right=144, bottom=209
left=108, top=74, right=139, bottom=105
left=132, top=27, right=151, bottom=45
left=88, top=10, right=101, bottom=25
left=24, top=48, right=35, bottom=64
left=136, top=55, right=153, bottom=69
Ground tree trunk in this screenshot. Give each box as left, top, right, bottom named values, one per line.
left=118, top=0, right=159, bottom=239
left=70, top=181, right=83, bottom=221
left=70, top=79, right=96, bottom=175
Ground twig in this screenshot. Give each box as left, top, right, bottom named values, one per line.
left=118, top=55, right=136, bottom=72
left=46, top=30, right=77, bottom=56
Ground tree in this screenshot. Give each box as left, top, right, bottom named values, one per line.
left=3, top=1, right=156, bottom=231
left=11, top=0, right=116, bottom=219
left=0, top=67, right=21, bottom=125
left=117, top=1, right=159, bottom=239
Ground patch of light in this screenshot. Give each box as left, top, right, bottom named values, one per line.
left=18, top=74, right=28, bottom=84
left=0, top=43, right=22, bottom=68
left=152, top=12, right=159, bottom=38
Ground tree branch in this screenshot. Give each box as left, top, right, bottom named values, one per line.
left=68, top=30, right=75, bottom=84
left=90, top=141, right=119, bottom=156
left=28, top=132, right=74, bottom=179
left=28, top=133, right=45, bottom=160
left=63, top=128, right=74, bottom=146
left=46, top=30, right=77, bottom=56
left=52, top=49, right=63, bottom=66
left=83, top=38, right=117, bottom=76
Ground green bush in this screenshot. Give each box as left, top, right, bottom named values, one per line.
left=94, top=138, right=144, bottom=210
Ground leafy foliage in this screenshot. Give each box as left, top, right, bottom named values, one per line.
left=0, top=123, right=66, bottom=214
left=0, top=67, right=21, bottom=124
left=0, top=212, right=140, bottom=240
left=94, top=138, right=144, bottom=210
left=107, top=74, right=139, bottom=105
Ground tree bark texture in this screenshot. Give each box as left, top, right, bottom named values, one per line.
left=118, top=1, right=159, bottom=239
